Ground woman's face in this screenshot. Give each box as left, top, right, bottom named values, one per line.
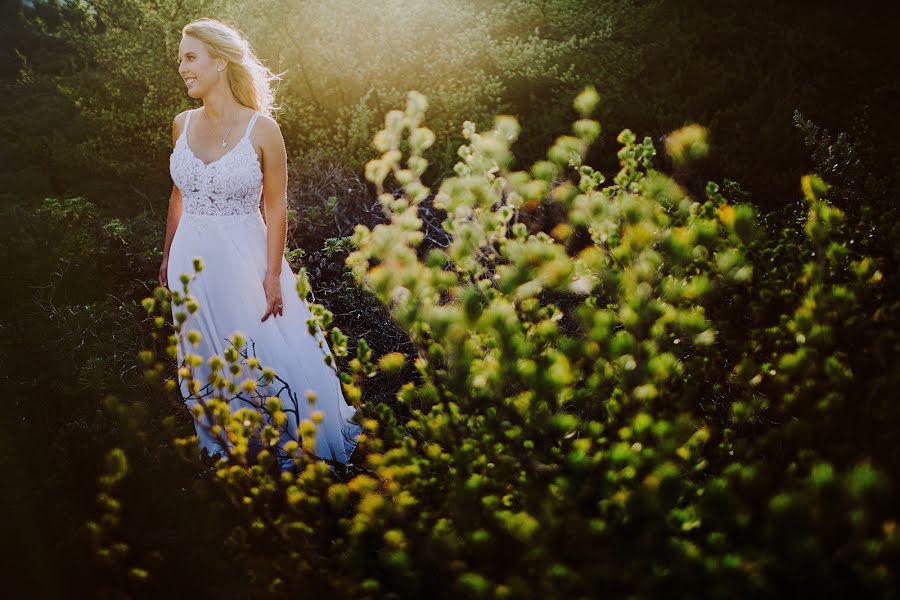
left=177, top=35, right=223, bottom=98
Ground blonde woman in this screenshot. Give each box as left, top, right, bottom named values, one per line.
left=159, top=18, right=363, bottom=472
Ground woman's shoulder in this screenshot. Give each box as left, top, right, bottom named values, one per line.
left=253, top=112, right=282, bottom=135
left=250, top=112, right=284, bottom=152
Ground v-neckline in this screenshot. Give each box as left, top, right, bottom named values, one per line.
left=184, top=108, right=258, bottom=168
left=184, top=134, right=248, bottom=168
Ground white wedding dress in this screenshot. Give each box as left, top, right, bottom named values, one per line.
left=167, top=108, right=363, bottom=472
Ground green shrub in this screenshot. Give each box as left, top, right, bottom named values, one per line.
left=132, top=87, right=897, bottom=597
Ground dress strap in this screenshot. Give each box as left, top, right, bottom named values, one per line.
left=182, top=109, right=194, bottom=138
left=243, top=112, right=261, bottom=139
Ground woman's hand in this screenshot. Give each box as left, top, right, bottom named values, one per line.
left=158, top=256, right=169, bottom=289
left=261, top=272, right=284, bottom=322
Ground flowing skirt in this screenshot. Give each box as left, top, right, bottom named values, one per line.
left=167, top=209, right=363, bottom=471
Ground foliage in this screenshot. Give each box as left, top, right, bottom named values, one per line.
left=81, top=443, right=156, bottom=594
left=130, top=88, right=899, bottom=597
left=4, top=0, right=899, bottom=595
left=223, top=0, right=638, bottom=178
left=8, top=0, right=642, bottom=200
left=6, top=0, right=899, bottom=209
left=793, top=109, right=900, bottom=269
left=0, top=188, right=247, bottom=597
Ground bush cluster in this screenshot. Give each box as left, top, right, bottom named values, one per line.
left=133, top=88, right=898, bottom=598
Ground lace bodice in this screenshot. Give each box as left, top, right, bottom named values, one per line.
left=170, top=109, right=263, bottom=216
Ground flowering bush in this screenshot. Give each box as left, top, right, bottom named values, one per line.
left=131, top=87, right=897, bottom=597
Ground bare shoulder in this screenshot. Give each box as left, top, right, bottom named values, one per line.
left=254, top=113, right=284, bottom=142
left=253, top=114, right=286, bottom=166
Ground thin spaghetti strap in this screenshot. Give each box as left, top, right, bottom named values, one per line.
left=182, top=109, right=193, bottom=138
left=243, top=112, right=261, bottom=139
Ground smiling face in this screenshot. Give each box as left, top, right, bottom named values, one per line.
left=177, top=35, right=224, bottom=98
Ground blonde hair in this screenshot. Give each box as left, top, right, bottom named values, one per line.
left=181, top=18, right=284, bottom=117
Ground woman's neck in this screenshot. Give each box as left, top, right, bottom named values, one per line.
left=202, top=89, right=243, bottom=122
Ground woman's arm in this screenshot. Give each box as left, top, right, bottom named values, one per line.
left=159, top=113, right=186, bottom=287
left=162, top=182, right=183, bottom=261
left=258, top=115, right=289, bottom=321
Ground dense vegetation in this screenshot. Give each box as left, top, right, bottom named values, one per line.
left=1, top=0, right=897, bottom=597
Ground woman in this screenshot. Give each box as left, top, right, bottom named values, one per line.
left=158, top=18, right=363, bottom=472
